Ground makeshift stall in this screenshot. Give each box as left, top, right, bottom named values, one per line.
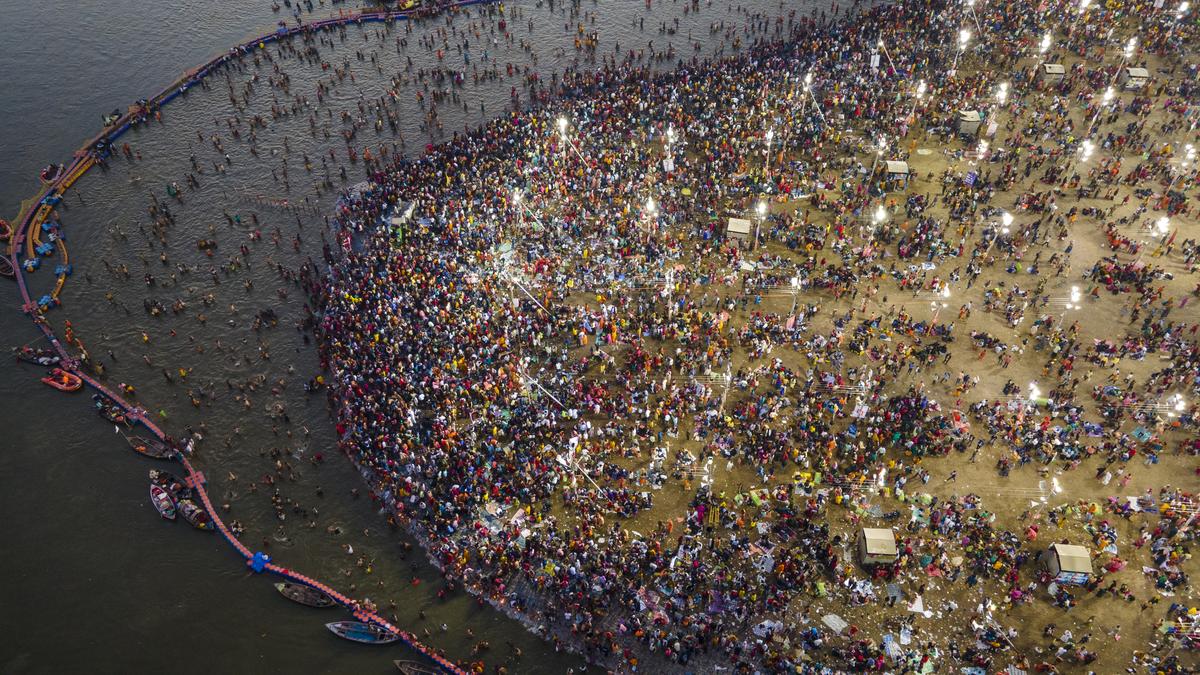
left=726, top=217, right=753, bottom=248
left=1039, top=63, right=1065, bottom=85
left=957, top=110, right=982, bottom=136
left=884, top=160, right=911, bottom=189
left=1041, top=543, right=1093, bottom=585
left=1119, top=67, right=1149, bottom=90
left=857, top=527, right=898, bottom=566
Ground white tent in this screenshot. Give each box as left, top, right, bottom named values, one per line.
left=1039, top=63, right=1065, bottom=84
left=1120, top=67, right=1149, bottom=90
left=1042, top=543, right=1093, bottom=585
left=958, top=110, right=982, bottom=135
left=857, top=527, right=898, bottom=565
left=884, top=161, right=911, bottom=187
left=726, top=217, right=753, bottom=246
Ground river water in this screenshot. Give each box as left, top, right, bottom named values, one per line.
left=0, top=0, right=834, bottom=672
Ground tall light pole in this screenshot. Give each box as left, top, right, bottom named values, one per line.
left=870, top=135, right=889, bottom=176
left=765, top=127, right=776, bottom=178
left=950, top=29, right=971, bottom=77
left=755, top=199, right=768, bottom=250
left=1164, top=1, right=1190, bottom=46
left=1068, top=0, right=1092, bottom=42
left=1165, top=144, right=1196, bottom=194
left=1060, top=285, right=1082, bottom=325
left=984, top=211, right=1012, bottom=259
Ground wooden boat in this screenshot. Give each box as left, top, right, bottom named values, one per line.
left=178, top=499, right=214, bottom=531
left=275, top=582, right=335, bottom=608
left=325, top=621, right=399, bottom=645
left=149, top=468, right=192, bottom=500
left=394, top=660, right=439, bottom=675
left=0, top=255, right=14, bottom=278
left=93, top=394, right=130, bottom=425
left=150, top=484, right=177, bottom=520
left=15, top=346, right=61, bottom=366
left=41, top=368, right=82, bottom=392
left=128, top=434, right=177, bottom=460
left=0, top=218, right=11, bottom=241
left=39, top=164, right=63, bottom=184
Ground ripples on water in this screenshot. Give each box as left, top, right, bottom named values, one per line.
left=0, top=0, right=831, bottom=672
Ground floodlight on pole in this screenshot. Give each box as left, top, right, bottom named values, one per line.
left=1123, top=37, right=1137, bottom=59
left=958, top=29, right=971, bottom=49
left=1156, top=216, right=1170, bottom=235
left=996, top=82, right=1009, bottom=105
left=1001, top=211, right=1014, bottom=228
left=1039, top=31, right=1053, bottom=54
left=557, top=116, right=568, bottom=135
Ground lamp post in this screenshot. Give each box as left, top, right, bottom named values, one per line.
left=765, top=127, right=775, bottom=178
left=868, top=203, right=887, bottom=240
left=755, top=199, right=768, bottom=250
left=1068, top=0, right=1092, bottom=42
left=1060, top=285, right=1082, bottom=324
left=984, top=211, right=1012, bottom=259
left=1165, top=144, right=1196, bottom=194
left=1164, top=1, right=1190, bottom=45
left=555, top=115, right=588, bottom=164
left=951, top=29, right=971, bottom=76
left=909, top=79, right=928, bottom=121
left=964, top=0, right=983, bottom=33
left=870, top=136, right=889, bottom=176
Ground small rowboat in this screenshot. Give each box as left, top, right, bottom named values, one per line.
left=149, top=468, right=192, bottom=499
left=42, top=368, right=82, bottom=392
left=93, top=394, right=130, bottom=425
left=150, top=484, right=177, bottom=520
left=128, top=435, right=177, bottom=460
left=275, top=582, right=335, bottom=608
left=178, top=499, right=214, bottom=531
left=15, top=346, right=61, bottom=366
left=326, top=621, right=399, bottom=645
left=394, top=660, right=440, bottom=675
left=40, top=164, right=63, bottom=184
left=0, top=256, right=13, bottom=278
left=0, top=219, right=11, bottom=241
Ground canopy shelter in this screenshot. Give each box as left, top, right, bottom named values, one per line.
left=958, top=110, right=982, bottom=136
left=1120, top=67, right=1149, bottom=90
left=857, top=527, right=898, bottom=565
left=1042, top=543, right=1093, bottom=585
left=1039, top=63, right=1065, bottom=85
left=726, top=217, right=753, bottom=247
left=884, top=160, right=911, bottom=188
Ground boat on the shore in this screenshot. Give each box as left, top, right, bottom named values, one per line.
left=394, top=660, right=439, bottom=674
left=41, top=368, right=82, bottom=392
left=15, top=346, right=61, bottom=366
left=127, top=434, right=177, bottom=460
left=150, top=484, right=177, bottom=520
left=149, top=468, right=192, bottom=499
left=93, top=394, right=131, bottom=425
left=275, top=582, right=335, bottom=608
left=0, top=256, right=14, bottom=278
left=178, top=498, right=214, bottom=531
left=326, top=621, right=399, bottom=644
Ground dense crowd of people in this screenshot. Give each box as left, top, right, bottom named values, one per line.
left=290, top=0, right=1200, bottom=671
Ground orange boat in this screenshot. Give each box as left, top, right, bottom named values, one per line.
left=41, top=368, right=82, bottom=392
